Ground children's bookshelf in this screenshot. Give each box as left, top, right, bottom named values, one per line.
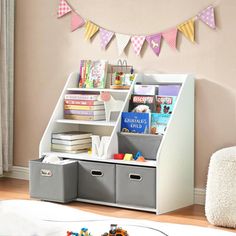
left=38, top=71, right=194, bottom=214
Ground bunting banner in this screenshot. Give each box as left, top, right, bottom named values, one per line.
left=85, top=21, right=99, bottom=40
left=116, top=33, right=130, bottom=55
left=100, top=28, right=114, bottom=49
left=177, top=18, right=195, bottom=43
left=198, top=5, right=216, bottom=29
left=71, top=11, right=85, bottom=32
left=57, top=0, right=71, bottom=18
left=146, top=33, right=162, bottom=56
left=57, top=1, right=217, bottom=56
left=162, top=28, right=178, bottom=50
left=131, top=36, right=146, bottom=55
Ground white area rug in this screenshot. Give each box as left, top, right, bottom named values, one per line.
left=0, top=200, right=235, bottom=236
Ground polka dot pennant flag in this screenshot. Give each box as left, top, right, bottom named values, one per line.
left=99, top=28, right=114, bottom=49
left=85, top=21, right=99, bottom=40
left=177, top=18, right=195, bottom=43
left=71, top=11, right=85, bottom=32
left=198, top=5, right=216, bottom=29
left=162, top=28, right=178, bottom=50
left=57, top=0, right=71, bottom=18
left=146, top=33, right=162, bottom=56
left=131, top=36, right=146, bottom=56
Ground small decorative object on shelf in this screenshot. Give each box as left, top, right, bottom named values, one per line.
left=110, top=59, right=134, bottom=89
left=98, top=92, right=124, bottom=122
left=91, top=135, right=110, bottom=158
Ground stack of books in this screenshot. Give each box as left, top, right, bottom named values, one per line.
left=64, top=93, right=106, bottom=121
left=51, top=131, right=92, bottom=154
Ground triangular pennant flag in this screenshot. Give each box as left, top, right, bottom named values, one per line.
left=146, top=33, right=162, bottom=56
left=198, top=5, right=216, bottom=29
left=178, top=18, right=195, bottom=43
left=57, top=0, right=72, bottom=18
left=85, top=21, right=99, bottom=40
left=116, top=33, right=130, bottom=55
left=71, top=11, right=85, bottom=32
left=162, top=28, right=178, bottom=50
left=131, top=36, right=146, bottom=56
left=99, top=28, right=114, bottom=49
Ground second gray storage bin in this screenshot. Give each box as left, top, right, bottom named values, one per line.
left=78, top=161, right=116, bottom=203
left=116, top=165, right=156, bottom=208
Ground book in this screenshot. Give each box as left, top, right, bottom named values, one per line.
left=128, top=95, right=156, bottom=112
left=51, top=131, right=92, bottom=140
left=51, top=138, right=91, bottom=145
left=150, top=113, right=171, bottom=135
left=64, top=99, right=104, bottom=106
left=155, top=96, right=177, bottom=114
left=121, top=112, right=150, bottom=134
left=158, top=84, right=181, bottom=96
left=64, top=114, right=106, bottom=121
left=64, top=104, right=105, bottom=111
left=79, top=60, right=86, bottom=88
left=133, top=84, right=158, bottom=95
left=51, top=149, right=88, bottom=154
left=85, top=60, right=108, bottom=88
left=64, top=94, right=99, bottom=101
left=51, top=143, right=91, bottom=151
left=64, top=110, right=105, bottom=116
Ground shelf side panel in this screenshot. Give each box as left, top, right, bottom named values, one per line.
left=156, top=75, right=195, bottom=214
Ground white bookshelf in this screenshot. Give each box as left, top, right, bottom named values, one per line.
left=39, top=71, right=195, bottom=214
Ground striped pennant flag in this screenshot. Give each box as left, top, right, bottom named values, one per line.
left=57, top=0, right=71, bottom=18
left=71, top=11, right=85, bottom=32
left=85, top=21, right=99, bottom=40
left=162, top=28, right=178, bottom=50
left=177, top=18, right=195, bottom=43
left=198, top=5, right=216, bottom=29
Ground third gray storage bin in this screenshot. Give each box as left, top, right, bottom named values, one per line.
left=116, top=165, right=156, bottom=208
left=78, top=161, right=116, bottom=203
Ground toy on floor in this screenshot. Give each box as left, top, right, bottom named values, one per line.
left=101, top=224, right=128, bottom=236
left=67, top=228, right=92, bottom=236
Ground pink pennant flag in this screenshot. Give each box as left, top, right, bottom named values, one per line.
left=57, top=0, right=72, bottom=18
left=99, top=28, right=114, bottom=49
left=198, top=5, right=216, bottom=29
left=146, top=33, right=162, bottom=56
left=71, top=11, right=85, bottom=32
left=162, top=28, right=178, bottom=50
left=131, top=36, right=146, bottom=56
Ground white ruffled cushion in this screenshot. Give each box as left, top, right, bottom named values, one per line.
left=205, top=146, right=236, bottom=228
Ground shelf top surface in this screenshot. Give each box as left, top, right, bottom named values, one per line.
left=67, top=88, right=129, bottom=93
left=42, top=151, right=157, bottom=167
left=56, top=119, right=116, bottom=126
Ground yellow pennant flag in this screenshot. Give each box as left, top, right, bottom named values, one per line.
left=85, top=21, right=99, bottom=40
left=177, top=18, right=195, bottom=43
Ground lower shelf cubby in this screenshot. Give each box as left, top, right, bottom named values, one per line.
left=117, top=132, right=163, bottom=160
left=78, top=161, right=116, bottom=203
left=116, top=165, right=156, bottom=209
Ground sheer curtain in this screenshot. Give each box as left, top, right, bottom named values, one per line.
left=0, top=0, right=14, bottom=175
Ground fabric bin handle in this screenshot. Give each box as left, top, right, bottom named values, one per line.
left=91, top=170, right=103, bottom=177
left=129, top=173, right=142, bottom=181
left=40, top=169, right=52, bottom=177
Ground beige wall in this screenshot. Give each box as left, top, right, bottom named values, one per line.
left=14, top=0, right=236, bottom=189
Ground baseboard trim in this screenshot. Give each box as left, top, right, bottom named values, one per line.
left=4, top=166, right=29, bottom=180
left=3, top=166, right=206, bottom=205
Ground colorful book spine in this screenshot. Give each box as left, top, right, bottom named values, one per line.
left=64, top=114, right=105, bottom=121
left=64, top=100, right=103, bottom=106
left=64, top=104, right=104, bottom=110
left=64, top=110, right=105, bottom=116
left=64, top=94, right=99, bottom=100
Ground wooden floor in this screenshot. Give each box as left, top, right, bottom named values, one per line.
left=0, top=177, right=235, bottom=233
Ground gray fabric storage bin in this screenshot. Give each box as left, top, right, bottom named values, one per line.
left=78, top=161, right=115, bottom=203
left=116, top=165, right=156, bottom=208
left=29, top=158, right=77, bottom=203
left=118, top=132, right=162, bottom=160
